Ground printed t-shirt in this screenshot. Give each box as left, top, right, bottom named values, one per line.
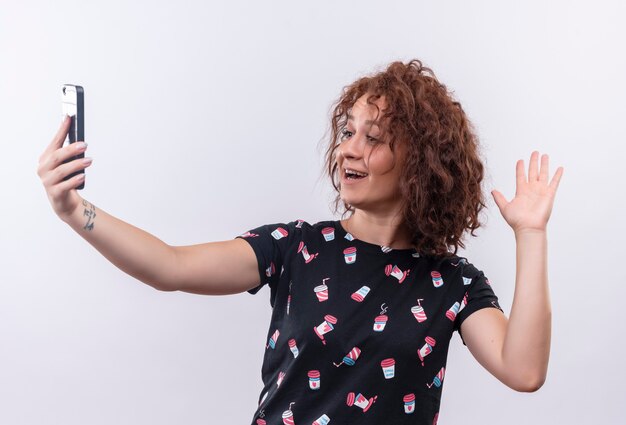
left=235, top=219, right=504, bottom=425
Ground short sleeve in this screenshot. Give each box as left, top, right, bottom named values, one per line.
left=234, top=220, right=298, bottom=306
left=454, top=260, right=504, bottom=346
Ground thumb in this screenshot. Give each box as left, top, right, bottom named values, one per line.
left=491, top=190, right=508, bottom=212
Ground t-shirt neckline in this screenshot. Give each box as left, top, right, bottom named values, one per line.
left=331, top=219, right=419, bottom=255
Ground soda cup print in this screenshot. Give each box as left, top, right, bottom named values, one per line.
left=427, top=367, right=446, bottom=388
left=314, top=278, right=330, bottom=302
left=462, top=276, right=472, bottom=286
left=433, top=412, right=439, bottom=425
left=271, top=227, right=288, bottom=240
left=346, top=391, right=378, bottom=413
left=344, top=232, right=354, bottom=241
left=286, top=294, right=291, bottom=315
left=418, top=336, right=436, bottom=366
left=321, top=227, right=335, bottom=241
left=351, top=285, right=371, bottom=302
left=381, top=358, right=395, bottom=379
left=334, top=346, right=361, bottom=367
left=343, top=247, right=357, bottom=264
left=277, top=371, right=285, bottom=387
left=446, top=301, right=461, bottom=321
left=385, top=264, right=410, bottom=283
left=312, top=414, right=330, bottom=425
left=314, top=315, right=338, bottom=345
left=403, top=393, right=416, bottom=414
left=373, top=315, right=388, bottom=332
left=431, top=270, right=444, bottom=287
left=266, top=329, right=280, bottom=349
left=295, top=219, right=305, bottom=228
left=381, top=245, right=393, bottom=253
left=459, top=291, right=468, bottom=312
left=297, top=241, right=318, bottom=264
left=265, top=262, right=275, bottom=277
left=308, top=370, right=321, bottom=390
left=256, top=419, right=266, bottom=425
left=411, top=298, right=427, bottom=323
left=281, top=402, right=296, bottom=425
left=288, top=339, right=299, bottom=358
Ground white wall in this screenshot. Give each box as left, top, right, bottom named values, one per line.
left=1, top=0, right=624, bottom=423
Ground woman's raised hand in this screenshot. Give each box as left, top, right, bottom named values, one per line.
left=37, top=115, right=93, bottom=221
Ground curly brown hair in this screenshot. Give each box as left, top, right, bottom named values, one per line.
left=321, top=59, right=488, bottom=258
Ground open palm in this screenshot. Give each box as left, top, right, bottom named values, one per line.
left=491, top=151, right=564, bottom=233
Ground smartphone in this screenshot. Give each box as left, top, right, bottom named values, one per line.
left=61, top=84, right=85, bottom=189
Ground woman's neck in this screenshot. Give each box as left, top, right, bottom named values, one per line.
left=341, top=211, right=414, bottom=249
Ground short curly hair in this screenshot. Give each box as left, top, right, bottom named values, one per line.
left=322, top=59, right=488, bottom=258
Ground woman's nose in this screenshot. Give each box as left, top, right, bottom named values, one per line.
left=340, top=133, right=364, bottom=160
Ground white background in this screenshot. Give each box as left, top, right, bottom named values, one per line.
left=1, top=0, right=624, bottom=423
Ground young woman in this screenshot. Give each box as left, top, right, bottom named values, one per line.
left=37, top=59, right=563, bottom=424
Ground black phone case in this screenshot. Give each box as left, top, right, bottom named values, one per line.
left=62, top=84, right=85, bottom=190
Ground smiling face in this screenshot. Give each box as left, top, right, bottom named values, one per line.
left=335, top=93, right=407, bottom=215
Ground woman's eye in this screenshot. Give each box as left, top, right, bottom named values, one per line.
left=340, top=128, right=353, bottom=139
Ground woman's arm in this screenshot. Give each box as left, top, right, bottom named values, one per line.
left=460, top=151, right=562, bottom=392
left=460, top=229, right=550, bottom=392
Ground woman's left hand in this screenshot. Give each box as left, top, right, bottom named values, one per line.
left=491, top=151, right=564, bottom=233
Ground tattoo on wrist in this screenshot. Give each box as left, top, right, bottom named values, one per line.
left=82, top=199, right=97, bottom=231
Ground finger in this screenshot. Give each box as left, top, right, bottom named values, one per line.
left=491, top=189, right=508, bottom=212
left=515, top=159, right=526, bottom=196
left=539, top=153, right=549, bottom=183
left=44, top=115, right=71, bottom=157
left=528, top=151, right=539, bottom=181
left=549, top=166, right=564, bottom=192
left=39, top=139, right=86, bottom=179
left=43, top=156, right=90, bottom=187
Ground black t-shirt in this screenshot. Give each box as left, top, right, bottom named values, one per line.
left=235, top=219, right=503, bottom=425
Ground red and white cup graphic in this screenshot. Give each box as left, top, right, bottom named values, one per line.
left=381, top=358, right=395, bottom=379
left=286, top=294, right=291, bottom=315
left=431, top=270, right=444, bottom=287
left=256, top=419, right=266, bottom=425
left=403, top=393, right=416, bottom=414
left=344, top=232, right=354, bottom=241
left=346, top=392, right=377, bottom=412
left=267, top=329, right=280, bottom=349
left=343, top=247, right=357, bottom=264
left=463, top=276, right=472, bottom=285
left=271, top=227, right=288, bottom=240
left=373, top=314, right=388, bottom=331
left=277, top=371, right=285, bottom=387
left=308, top=370, right=320, bottom=390
left=288, top=339, right=299, bottom=358
left=427, top=367, right=446, bottom=388
left=321, top=227, right=335, bottom=241
left=418, top=336, right=436, bottom=366
left=411, top=305, right=427, bottom=323
left=265, top=262, right=275, bottom=277
left=281, top=409, right=294, bottom=425
left=351, top=285, right=370, bottom=302
left=312, top=414, right=330, bottom=425
left=381, top=245, right=393, bottom=253
left=314, top=315, right=338, bottom=344
left=297, top=241, right=317, bottom=263
left=314, top=284, right=329, bottom=302
left=433, top=412, right=439, bottom=425
left=295, top=219, right=304, bottom=228
left=334, top=346, right=361, bottom=367
left=446, top=301, right=461, bottom=321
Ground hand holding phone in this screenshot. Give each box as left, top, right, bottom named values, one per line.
left=61, top=84, right=85, bottom=189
